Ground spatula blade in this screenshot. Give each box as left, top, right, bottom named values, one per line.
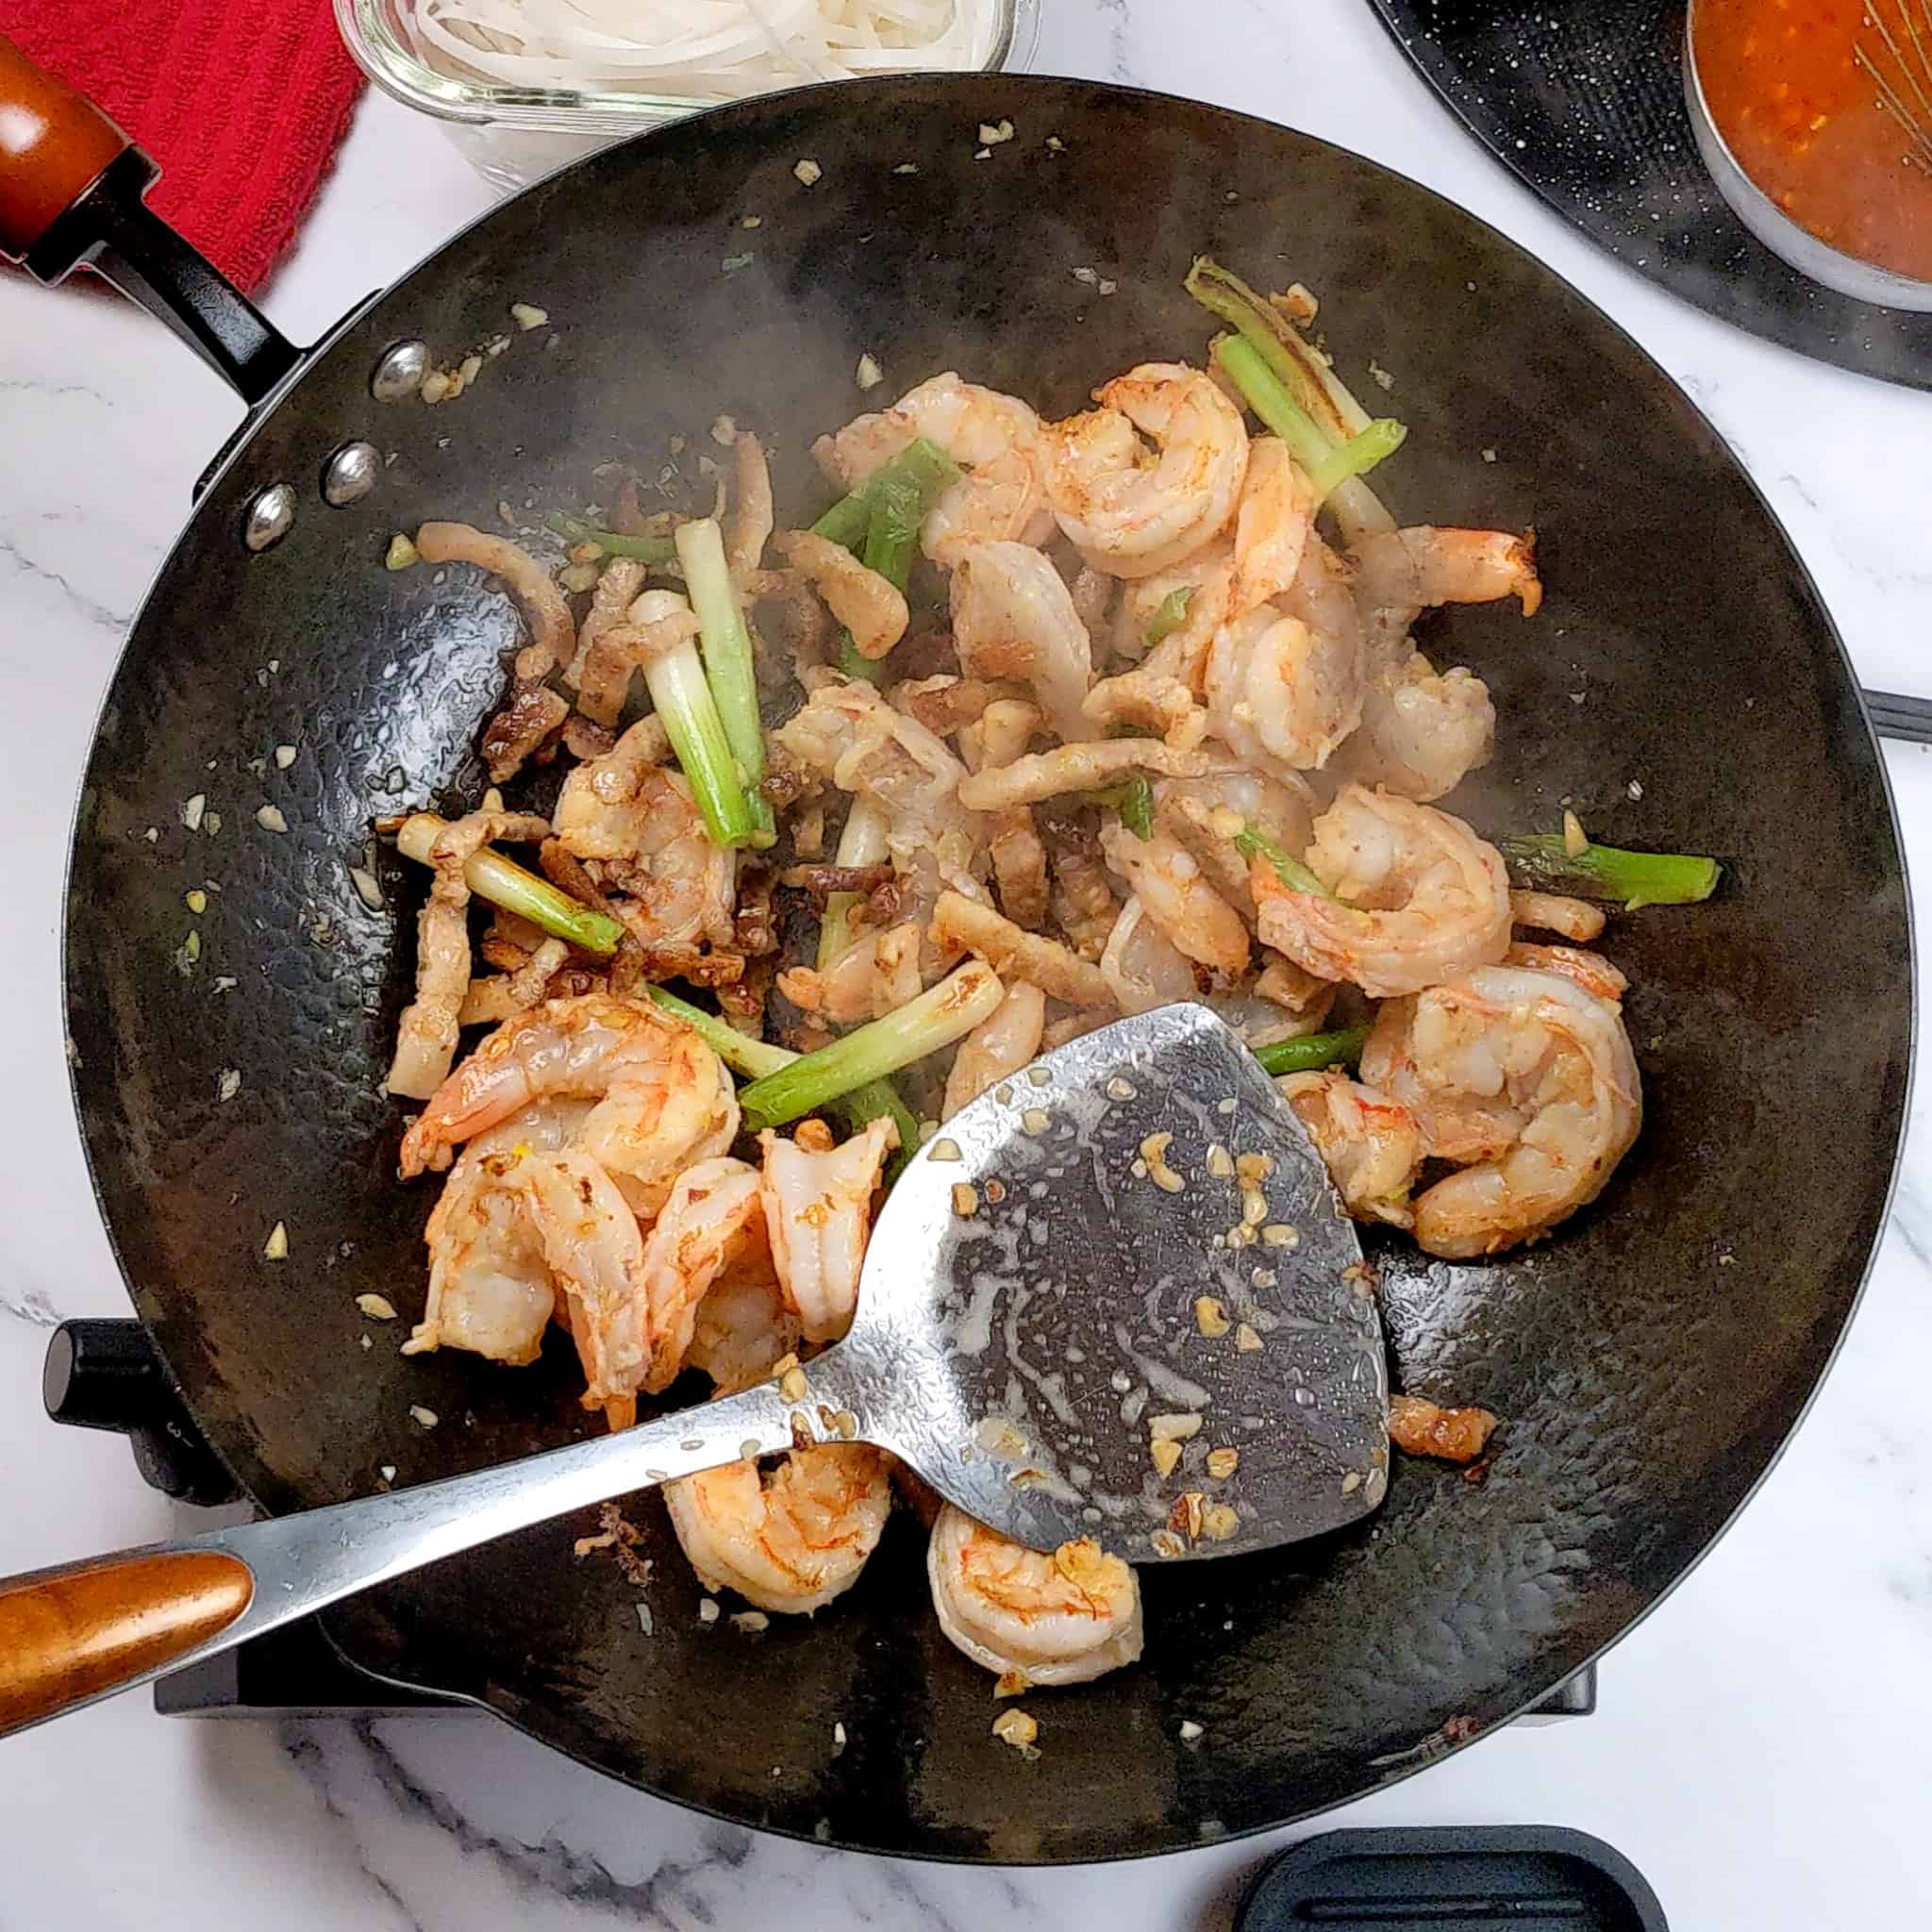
left=853, top=1004, right=1389, bottom=1563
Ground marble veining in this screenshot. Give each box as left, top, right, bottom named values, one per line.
left=1, top=2, right=1930, bottom=1926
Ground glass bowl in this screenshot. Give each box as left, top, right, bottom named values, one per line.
left=336, top=0, right=1041, bottom=191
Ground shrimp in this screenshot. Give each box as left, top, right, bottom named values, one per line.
left=1041, top=362, right=1249, bottom=577
left=636, top=1157, right=765, bottom=1392
left=397, top=996, right=739, bottom=1226
left=1249, top=785, right=1511, bottom=999
left=520, top=1150, right=653, bottom=1428
left=816, top=373, right=1055, bottom=563
left=1231, top=437, right=1316, bottom=617
left=1338, top=652, right=1494, bottom=803
left=1352, top=525, right=1542, bottom=640
left=759, top=1118, right=896, bottom=1343
left=1156, top=768, right=1315, bottom=927
left=1275, top=1069, right=1423, bottom=1228
left=949, top=541, right=1094, bottom=741
left=943, top=979, right=1047, bottom=1118
left=406, top=1148, right=555, bottom=1367
left=818, top=372, right=1044, bottom=485
left=388, top=806, right=552, bottom=1100
left=1098, top=898, right=1198, bottom=1014
left=1100, top=823, right=1250, bottom=984
left=413, top=523, right=575, bottom=681
left=1206, top=602, right=1364, bottom=776
left=685, top=1272, right=799, bottom=1394
left=1111, top=535, right=1235, bottom=690
left=555, top=745, right=736, bottom=949
left=926, top=1506, right=1143, bottom=1687
left=1510, top=891, right=1607, bottom=943
left=1079, top=667, right=1207, bottom=751
left=1359, top=963, right=1641, bottom=1257
left=1503, top=941, right=1628, bottom=1002
left=665, top=1443, right=893, bottom=1614
left=774, top=530, right=909, bottom=661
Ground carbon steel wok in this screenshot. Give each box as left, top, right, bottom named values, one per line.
left=1, top=45, right=1910, bottom=1861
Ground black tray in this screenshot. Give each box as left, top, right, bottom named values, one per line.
left=1362, top=0, right=1932, bottom=389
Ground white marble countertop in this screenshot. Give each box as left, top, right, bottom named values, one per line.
left=3, top=1, right=1931, bottom=1924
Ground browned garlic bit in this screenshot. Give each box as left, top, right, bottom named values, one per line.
left=952, top=1182, right=980, bottom=1218
left=1206, top=1446, right=1240, bottom=1480
left=991, top=1707, right=1039, bottom=1753
left=1194, top=1295, right=1230, bottom=1339
left=1140, top=1132, right=1185, bottom=1192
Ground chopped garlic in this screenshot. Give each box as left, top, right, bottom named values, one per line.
left=1150, top=1438, right=1182, bottom=1478
left=793, top=158, right=823, bottom=186
left=991, top=1707, right=1038, bottom=1751
left=356, top=1293, right=398, bottom=1322
left=1234, top=1323, right=1264, bottom=1353
left=408, top=1404, right=440, bottom=1429
left=263, top=1221, right=289, bottom=1260
left=1194, top=1295, right=1230, bottom=1339
left=1563, top=808, right=1589, bottom=858
left=384, top=534, right=419, bottom=571
left=1206, top=1446, right=1240, bottom=1480
left=509, top=302, right=549, bottom=330
left=180, top=793, right=207, bottom=832
left=274, top=744, right=297, bottom=771
left=217, top=1069, right=242, bottom=1103
left=698, top=1597, right=721, bottom=1624
left=256, top=805, right=289, bottom=834
left=1149, top=1411, right=1204, bottom=1443
left=978, top=119, right=1015, bottom=144
left=731, top=1610, right=770, bottom=1633
left=856, top=353, right=884, bottom=391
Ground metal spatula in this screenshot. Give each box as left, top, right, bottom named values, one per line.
left=0, top=1005, right=1386, bottom=1738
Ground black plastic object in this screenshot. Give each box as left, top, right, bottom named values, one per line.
left=1239, top=1827, right=1668, bottom=1929
left=54, top=75, right=1910, bottom=1858
left=25, top=145, right=302, bottom=403
left=1361, top=0, right=1932, bottom=390
left=42, top=1319, right=239, bottom=1507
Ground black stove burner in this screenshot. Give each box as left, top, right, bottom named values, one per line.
left=1361, top=0, right=1932, bottom=389
left=44, top=1319, right=1596, bottom=1724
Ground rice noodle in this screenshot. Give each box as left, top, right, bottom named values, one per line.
left=405, top=0, right=1001, bottom=99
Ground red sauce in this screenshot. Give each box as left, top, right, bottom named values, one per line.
left=1693, top=0, right=1932, bottom=280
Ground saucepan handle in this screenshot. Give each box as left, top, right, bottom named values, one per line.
left=0, top=31, right=303, bottom=403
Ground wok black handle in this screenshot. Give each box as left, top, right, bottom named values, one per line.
left=1866, top=690, right=1932, bottom=746
left=0, top=32, right=303, bottom=404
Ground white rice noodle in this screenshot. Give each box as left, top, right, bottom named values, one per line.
left=407, top=0, right=1001, bottom=98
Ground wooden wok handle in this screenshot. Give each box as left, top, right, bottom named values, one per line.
left=0, top=33, right=134, bottom=262
left=0, top=1550, right=254, bottom=1736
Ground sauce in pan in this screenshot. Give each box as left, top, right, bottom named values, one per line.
left=1693, top=0, right=1932, bottom=281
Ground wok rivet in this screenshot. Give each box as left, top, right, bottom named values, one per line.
left=242, top=484, right=296, bottom=553
left=323, top=441, right=382, bottom=507
left=370, top=340, right=429, bottom=402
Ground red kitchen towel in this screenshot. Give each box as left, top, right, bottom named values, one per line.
left=6, top=0, right=364, bottom=291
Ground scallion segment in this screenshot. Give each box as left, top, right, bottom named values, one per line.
left=1503, top=835, right=1722, bottom=909
left=819, top=440, right=960, bottom=682
left=1235, top=824, right=1331, bottom=899
left=635, top=604, right=758, bottom=850
left=737, top=962, right=1004, bottom=1131
left=544, top=512, right=676, bottom=563
left=1213, top=338, right=1406, bottom=506
left=1092, top=774, right=1156, bottom=840
left=1253, top=1025, right=1370, bottom=1078
left=393, top=814, right=626, bottom=956
left=646, top=987, right=918, bottom=1171
left=675, top=516, right=774, bottom=845
left=1145, top=586, right=1194, bottom=648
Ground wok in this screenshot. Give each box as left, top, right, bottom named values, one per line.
left=0, top=44, right=1910, bottom=1862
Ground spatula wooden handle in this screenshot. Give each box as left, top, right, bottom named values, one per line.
left=0, top=1551, right=254, bottom=1734
left=0, top=33, right=133, bottom=262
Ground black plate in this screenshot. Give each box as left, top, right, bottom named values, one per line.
left=1363, top=0, right=1932, bottom=387
left=62, top=75, right=1910, bottom=1860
